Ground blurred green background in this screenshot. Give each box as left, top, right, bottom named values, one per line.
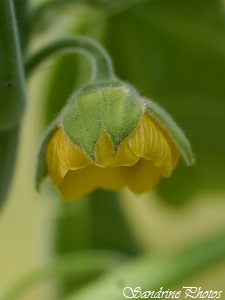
left=1, top=0, right=225, bottom=299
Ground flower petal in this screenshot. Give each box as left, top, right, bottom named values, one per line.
left=59, top=165, right=125, bottom=201
left=126, top=113, right=178, bottom=177
left=120, top=158, right=162, bottom=193
left=45, top=130, right=68, bottom=186
left=56, top=129, right=92, bottom=170
left=46, top=129, right=92, bottom=186
left=94, top=129, right=139, bottom=167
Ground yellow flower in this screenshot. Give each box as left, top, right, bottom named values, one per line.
left=36, top=84, right=194, bottom=202
left=45, top=112, right=179, bottom=201
left=34, top=38, right=194, bottom=202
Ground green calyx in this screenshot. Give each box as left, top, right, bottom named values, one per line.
left=62, top=82, right=143, bottom=159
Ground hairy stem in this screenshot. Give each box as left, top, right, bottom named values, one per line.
left=0, top=0, right=27, bottom=129
left=25, top=37, right=115, bottom=82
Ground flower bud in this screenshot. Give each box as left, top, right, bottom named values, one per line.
left=36, top=80, right=194, bottom=202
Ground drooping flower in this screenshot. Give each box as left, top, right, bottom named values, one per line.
left=37, top=82, right=194, bottom=202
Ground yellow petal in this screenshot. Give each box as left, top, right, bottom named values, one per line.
left=94, top=129, right=139, bottom=167
left=45, top=130, right=68, bottom=186
left=126, top=113, right=178, bottom=177
left=120, top=158, right=162, bottom=193
left=59, top=165, right=125, bottom=201
left=46, top=129, right=92, bottom=186
left=56, top=129, right=92, bottom=170
left=46, top=113, right=179, bottom=199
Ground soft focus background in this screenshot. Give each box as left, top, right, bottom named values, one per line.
left=1, top=0, right=225, bottom=299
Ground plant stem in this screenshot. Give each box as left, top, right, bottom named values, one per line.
left=0, top=0, right=27, bottom=207
left=0, top=0, right=27, bottom=129
left=25, top=37, right=115, bottom=82
left=0, top=126, right=20, bottom=209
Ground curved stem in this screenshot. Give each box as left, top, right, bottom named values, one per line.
left=25, top=36, right=115, bottom=82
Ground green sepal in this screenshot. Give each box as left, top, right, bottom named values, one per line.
left=62, top=87, right=102, bottom=160
left=100, top=84, right=143, bottom=148
left=62, top=82, right=143, bottom=159
left=35, top=121, right=58, bottom=190
left=145, top=99, right=195, bottom=165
